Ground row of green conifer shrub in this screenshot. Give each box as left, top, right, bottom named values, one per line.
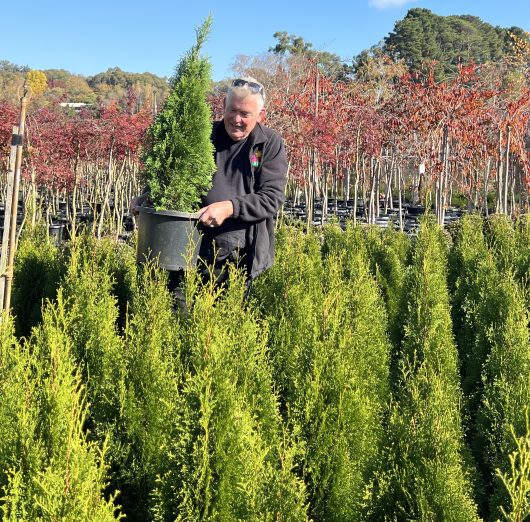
left=253, top=224, right=391, bottom=520
left=448, top=213, right=530, bottom=521
left=1, top=214, right=528, bottom=520
left=4, top=230, right=309, bottom=520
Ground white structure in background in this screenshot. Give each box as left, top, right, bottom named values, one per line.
left=59, top=102, right=89, bottom=111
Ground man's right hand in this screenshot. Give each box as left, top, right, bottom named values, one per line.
left=198, top=200, right=234, bottom=228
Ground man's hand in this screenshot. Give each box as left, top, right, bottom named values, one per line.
left=198, top=201, right=234, bottom=228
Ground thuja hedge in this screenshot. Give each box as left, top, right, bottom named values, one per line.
left=1, top=215, right=529, bottom=520
left=253, top=225, right=390, bottom=520
left=371, top=219, right=479, bottom=521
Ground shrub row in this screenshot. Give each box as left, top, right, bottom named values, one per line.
left=1, top=214, right=528, bottom=521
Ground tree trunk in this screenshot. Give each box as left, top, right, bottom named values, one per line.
left=496, top=128, right=503, bottom=213
left=397, top=166, right=404, bottom=232
left=504, top=125, right=511, bottom=216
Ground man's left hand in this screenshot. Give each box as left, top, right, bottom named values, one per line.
left=198, top=201, right=234, bottom=228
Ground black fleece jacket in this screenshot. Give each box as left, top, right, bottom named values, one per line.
left=201, top=120, right=287, bottom=278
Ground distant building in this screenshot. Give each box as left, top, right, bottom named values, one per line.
left=59, top=102, right=90, bottom=111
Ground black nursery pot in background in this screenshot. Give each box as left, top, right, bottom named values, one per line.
left=48, top=223, right=65, bottom=243
left=136, top=206, right=201, bottom=271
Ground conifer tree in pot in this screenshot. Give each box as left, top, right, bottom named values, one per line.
left=136, top=16, right=216, bottom=271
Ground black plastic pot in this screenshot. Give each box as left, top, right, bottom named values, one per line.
left=406, top=205, right=425, bottom=216
left=49, top=223, right=65, bottom=243
left=136, top=206, right=201, bottom=271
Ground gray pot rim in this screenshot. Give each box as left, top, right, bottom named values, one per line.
left=135, top=205, right=200, bottom=219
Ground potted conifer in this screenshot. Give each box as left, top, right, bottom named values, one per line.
left=135, top=16, right=216, bottom=270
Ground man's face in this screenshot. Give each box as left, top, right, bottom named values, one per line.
left=223, top=92, right=265, bottom=141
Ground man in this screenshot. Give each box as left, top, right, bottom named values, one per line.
left=195, top=77, right=288, bottom=289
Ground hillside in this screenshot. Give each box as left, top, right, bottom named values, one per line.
left=0, top=61, right=170, bottom=109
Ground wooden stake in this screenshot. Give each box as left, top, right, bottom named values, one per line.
left=0, top=126, right=19, bottom=311
left=3, top=84, right=29, bottom=314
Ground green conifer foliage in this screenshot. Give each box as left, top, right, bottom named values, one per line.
left=152, top=268, right=308, bottom=521
left=322, top=222, right=368, bottom=260
left=255, top=226, right=325, bottom=409
left=141, top=16, right=216, bottom=211
left=0, top=301, right=122, bottom=520
left=484, top=214, right=516, bottom=274
left=0, top=313, right=44, bottom=519
left=63, top=233, right=138, bottom=332
left=373, top=219, right=479, bottom=521
left=363, top=225, right=411, bottom=354
left=256, top=225, right=391, bottom=521
left=11, top=226, right=66, bottom=338
left=447, top=214, right=488, bottom=399
left=472, top=270, right=530, bottom=520
left=60, top=239, right=125, bottom=447
left=117, top=264, right=182, bottom=520
left=496, top=416, right=530, bottom=522
left=95, top=239, right=138, bottom=332
left=31, top=299, right=121, bottom=520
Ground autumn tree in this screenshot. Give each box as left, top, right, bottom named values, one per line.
left=26, top=70, right=47, bottom=97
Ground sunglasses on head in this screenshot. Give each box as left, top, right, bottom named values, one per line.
left=231, top=78, right=264, bottom=95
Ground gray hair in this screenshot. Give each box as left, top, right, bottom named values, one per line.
left=227, top=76, right=266, bottom=110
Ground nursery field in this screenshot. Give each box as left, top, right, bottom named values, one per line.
left=1, top=213, right=530, bottom=521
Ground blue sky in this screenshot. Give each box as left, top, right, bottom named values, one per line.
left=2, top=0, right=529, bottom=81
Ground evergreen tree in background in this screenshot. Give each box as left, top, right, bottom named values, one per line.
left=382, top=8, right=525, bottom=78
left=269, top=32, right=353, bottom=80
left=2, top=215, right=530, bottom=518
